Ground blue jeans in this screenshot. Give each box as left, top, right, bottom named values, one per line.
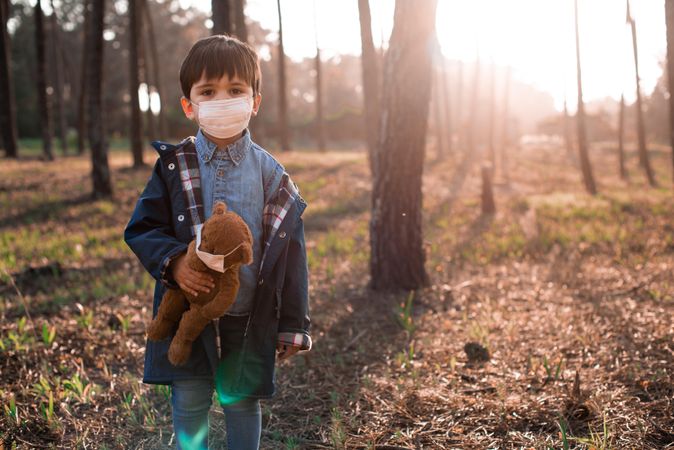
left=171, top=378, right=261, bottom=450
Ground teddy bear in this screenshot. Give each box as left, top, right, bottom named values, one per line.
left=146, top=201, right=254, bottom=366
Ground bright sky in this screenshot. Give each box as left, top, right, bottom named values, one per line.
left=189, top=0, right=667, bottom=112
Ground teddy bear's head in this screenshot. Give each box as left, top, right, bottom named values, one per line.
left=199, top=201, right=253, bottom=267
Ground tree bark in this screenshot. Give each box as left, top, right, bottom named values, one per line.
left=140, top=35, right=157, bottom=142
left=315, top=47, right=326, bottom=152
left=618, top=93, right=628, bottom=179
left=128, top=0, right=144, bottom=167
left=481, top=163, right=495, bottom=215
left=500, top=66, right=511, bottom=183
left=35, top=0, right=54, bottom=161
left=467, top=56, right=480, bottom=156
left=440, top=50, right=452, bottom=156
left=432, top=53, right=445, bottom=159
left=665, top=0, right=674, bottom=183
left=88, top=0, right=112, bottom=198
left=142, top=0, right=167, bottom=138
left=627, top=0, right=656, bottom=186
left=77, top=0, right=91, bottom=155
left=357, top=0, right=381, bottom=175
left=370, top=0, right=437, bottom=291
left=48, top=0, right=68, bottom=155
left=276, top=0, right=290, bottom=151
left=212, top=0, right=231, bottom=36
left=233, top=0, right=247, bottom=42
left=0, top=0, right=18, bottom=158
left=488, top=60, right=496, bottom=167
left=562, top=97, right=577, bottom=166
left=574, top=0, right=597, bottom=195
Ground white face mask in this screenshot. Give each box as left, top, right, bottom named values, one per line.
left=191, top=96, right=254, bottom=139
left=195, top=224, right=244, bottom=273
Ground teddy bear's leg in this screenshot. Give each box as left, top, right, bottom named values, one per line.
left=168, top=307, right=211, bottom=366
left=199, top=269, right=240, bottom=320
left=147, top=289, right=187, bottom=341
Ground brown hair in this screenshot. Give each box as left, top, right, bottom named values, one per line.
left=179, top=35, right=261, bottom=99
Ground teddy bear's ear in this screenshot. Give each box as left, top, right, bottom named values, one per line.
left=213, top=201, right=227, bottom=215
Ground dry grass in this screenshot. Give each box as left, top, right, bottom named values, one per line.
left=0, top=142, right=673, bottom=449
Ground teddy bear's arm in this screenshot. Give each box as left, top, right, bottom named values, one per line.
left=198, top=267, right=240, bottom=320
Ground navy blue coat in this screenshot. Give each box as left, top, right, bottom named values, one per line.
left=124, top=138, right=310, bottom=399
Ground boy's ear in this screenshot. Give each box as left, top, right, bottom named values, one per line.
left=251, top=93, right=262, bottom=117
left=180, top=96, right=195, bottom=120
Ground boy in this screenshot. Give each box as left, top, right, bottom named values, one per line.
left=124, top=35, right=311, bottom=450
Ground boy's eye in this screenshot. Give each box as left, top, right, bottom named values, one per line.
left=201, top=89, right=213, bottom=96
left=231, top=88, right=242, bottom=95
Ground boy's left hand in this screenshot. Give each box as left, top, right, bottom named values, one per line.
left=276, top=343, right=300, bottom=361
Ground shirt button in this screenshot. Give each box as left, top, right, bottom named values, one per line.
left=258, top=278, right=264, bottom=286
left=168, top=162, right=175, bottom=170
left=279, top=231, right=286, bottom=239
left=177, top=214, right=185, bottom=222
left=160, top=144, right=167, bottom=150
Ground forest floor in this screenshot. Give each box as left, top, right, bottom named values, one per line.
left=0, top=142, right=673, bottom=449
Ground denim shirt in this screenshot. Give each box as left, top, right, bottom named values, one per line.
left=195, top=128, right=284, bottom=315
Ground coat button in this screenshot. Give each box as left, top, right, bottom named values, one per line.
left=160, top=144, right=167, bottom=150
left=279, top=231, right=286, bottom=239
left=258, top=278, right=264, bottom=286
left=168, top=162, right=175, bottom=170
left=177, top=214, right=185, bottom=222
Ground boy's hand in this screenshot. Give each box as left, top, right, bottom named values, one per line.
left=170, top=253, right=215, bottom=296
left=276, top=343, right=300, bottom=361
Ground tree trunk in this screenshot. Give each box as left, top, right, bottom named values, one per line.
left=432, top=53, right=445, bottom=159
left=562, top=97, right=577, bottom=166
left=88, top=0, right=112, bottom=198
left=481, top=163, right=495, bottom=215
left=233, top=0, right=247, bottom=42
left=77, top=0, right=91, bottom=155
left=467, top=56, right=480, bottom=156
left=0, top=0, right=18, bottom=158
left=48, top=1, right=68, bottom=155
left=212, top=0, right=231, bottom=36
left=440, top=51, right=452, bottom=156
left=488, top=60, right=496, bottom=167
left=627, top=0, right=656, bottom=186
left=276, top=0, right=290, bottom=151
left=667, top=0, right=674, bottom=183
left=500, top=66, right=511, bottom=183
left=618, top=93, right=628, bottom=179
left=370, top=0, right=437, bottom=291
left=140, top=38, right=157, bottom=142
left=128, top=0, right=144, bottom=167
left=357, top=0, right=381, bottom=175
left=35, top=0, right=54, bottom=161
left=574, top=0, right=597, bottom=195
left=456, top=60, right=463, bottom=151
left=142, top=0, right=167, bottom=138
left=315, top=47, right=326, bottom=152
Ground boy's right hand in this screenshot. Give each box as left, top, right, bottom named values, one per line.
left=171, top=253, right=215, bottom=296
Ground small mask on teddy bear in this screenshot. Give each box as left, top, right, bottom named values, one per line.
left=146, top=201, right=253, bottom=366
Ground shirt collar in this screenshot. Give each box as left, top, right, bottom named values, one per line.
left=195, top=128, right=251, bottom=166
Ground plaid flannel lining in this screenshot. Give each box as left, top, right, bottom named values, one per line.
left=278, top=332, right=312, bottom=351
left=259, top=173, right=299, bottom=274
left=174, top=138, right=204, bottom=238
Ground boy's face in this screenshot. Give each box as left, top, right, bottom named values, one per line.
left=180, top=72, right=262, bottom=127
